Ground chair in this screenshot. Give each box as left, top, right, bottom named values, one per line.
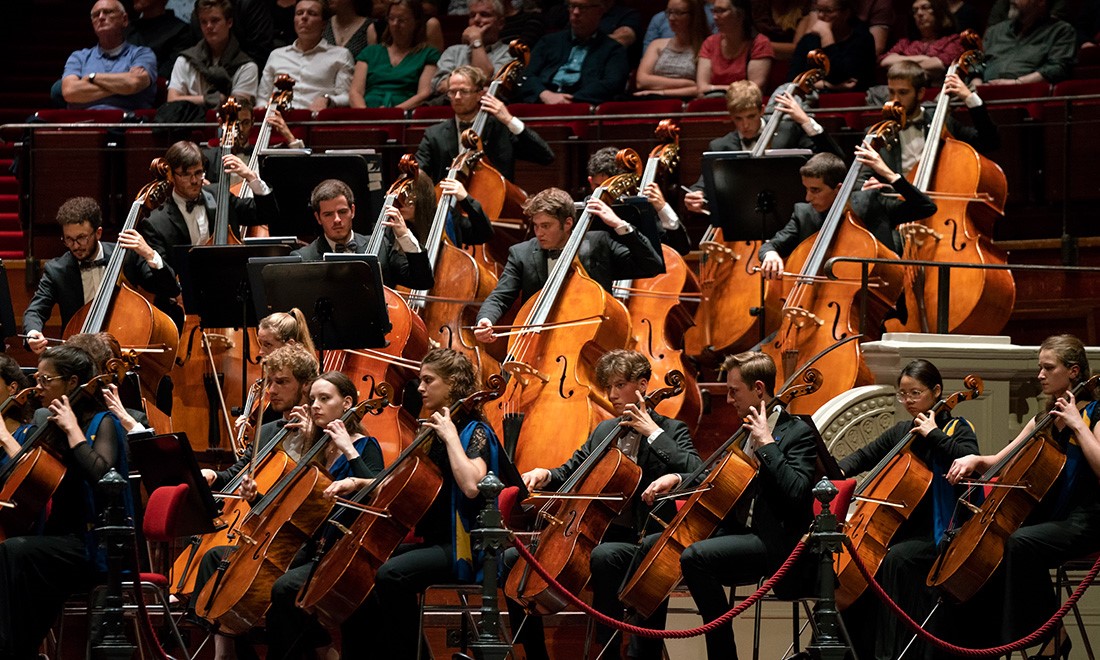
left=975, top=82, right=1050, bottom=120
left=33, top=109, right=126, bottom=124
left=1054, top=551, right=1099, bottom=660
left=410, top=105, right=455, bottom=122
left=311, top=106, right=406, bottom=147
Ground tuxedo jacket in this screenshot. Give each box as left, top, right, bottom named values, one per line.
left=23, top=241, right=181, bottom=333
left=290, top=230, right=435, bottom=290
left=139, top=186, right=279, bottom=271
left=518, top=29, right=629, bottom=105
left=882, top=104, right=1001, bottom=177
left=688, top=122, right=843, bottom=192
left=476, top=230, right=663, bottom=324
left=415, top=116, right=555, bottom=183
left=758, top=175, right=938, bottom=260
left=547, top=410, right=701, bottom=536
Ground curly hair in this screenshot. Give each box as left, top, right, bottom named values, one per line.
left=56, top=197, right=103, bottom=230
left=421, top=347, right=478, bottom=403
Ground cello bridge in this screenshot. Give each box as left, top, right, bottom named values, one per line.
left=700, top=241, right=740, bottom=263
left=538, top=510, right=565, bottom=526
left=898, top=223, right=942, bottom=246
left=503, top=361, right=550, bottom=383
left=783, top=307, right=823, bottom=328
left=202, top=332, right=237, bottom=353
left=329, top=520, right=353, bottom=536
left=237, top=533, right=257, bottom=545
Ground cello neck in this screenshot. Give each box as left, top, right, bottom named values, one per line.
left=238, top=107, right=275, bottom=201
left=81, top=200, right=143, bottom=334
left=365, top=193, right=399, bottom=256
left=911, top=62, right=959, bottom=192
left=467, top=80, right=502, bottom=145
left=212, top=140, right=234, bottom=245
left=751, top=111, right=784, bottom=158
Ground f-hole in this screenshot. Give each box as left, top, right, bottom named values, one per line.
left=556, top=355, right=574, bottom=399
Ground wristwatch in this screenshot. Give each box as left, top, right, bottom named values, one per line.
left=470, top=39, right=483, bottom=49
left=88, top=72, right=97, bottom=83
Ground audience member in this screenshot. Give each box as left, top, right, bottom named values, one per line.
left=431, top=0, right=514, bottom=99
left=788, top=0, right=877, bottom=92
left=518, top=0, right=630, bottom=104
left=635, top=0, right=708, bottom=98
left=416, top=65, right=554, bottom=181
left=168, top=0, right=259, bottom=107
left=697, top=0, right=774, bottom=96
left=547, top=0, right=645, bottom=63
left=644, top=0, right=716, bottom=52
left=500, top=1, right=547, bottom=47
left=366, top=0, right=446, bottom=51
left=259, top=0, right=354, bottom=110
left=61, top=0, right=158, bottom=111
left=190, top=0, right=276, bottom=67
left=880, top=0, right=963, bottom=83
left=127, top=0, right=192, bottom=80
left=977, top=0, right=1075, bottom=84
left=856, top=0, right=894, bottom=54
left=272, top=0, right=298, bottom=48
left=753, top=0, right=812, bottom=58
left=350, top=0, right=440, bottom=108
left=949, top=0, right=984, bottom=33
left=324, top=0, right=372, bottom=56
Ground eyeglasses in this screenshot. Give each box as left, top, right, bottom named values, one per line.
left=173, top=168, right=205, bottom=181
left=447, top=88, right=480, bottom=97
left=90, top=8, right=122, bottom=18
left=567, top=3, right=601, bottom=12
left=62, top=232, right=95, bottom=246
left=35, top=373, right=65, bottom=387
left=896, top=388, right=930, bottom=402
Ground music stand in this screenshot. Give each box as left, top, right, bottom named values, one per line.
left=702, top=151, right=811, bottom=337
left=259, top=152, right=383, bottom=239
left=128, top=432, right=221, bottom=536
left=585, top=198, right=668, bottom=274
left=250, top=255, right=390, bottom=357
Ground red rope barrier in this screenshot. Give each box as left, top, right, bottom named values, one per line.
left=510, top=534, right=809, bottom=639
left=842, top=535, right=1100, bottom=657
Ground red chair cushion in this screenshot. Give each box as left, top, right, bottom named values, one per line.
left=813, top=478, right=856, bottom=516
left=142, top=483, right=191, bottom=542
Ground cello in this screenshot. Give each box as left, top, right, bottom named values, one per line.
left=685, top=51, right=830, bottom=358
left=834, top=374, right=983, bottom=610
left=886, top=32, right=1014, bottom=335
left=0, top=359, right=127, bottom=540
left=195, top=388, right=390, bottom=634
left=504, top=371, right=686, bottom=615
left=295, top=375, right=506, bottom=627
left=610, top=122, right=702, bottom=432
left=481, top=175, right=638, bottom=473
left=926, top=374, right=1100, bottom=603
left=62, top=159, right=179, bottom=406
left=234, top=74, right=295, bottom=238
left=762, top=103, right=908, bottom=414
left=618, top=367, right=822, bottom=618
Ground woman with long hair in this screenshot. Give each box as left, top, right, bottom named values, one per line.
left=350, top=0, right=441, bottom=108
left=696, top=0, right=774, bottom=96
left=880, top=0, right=963, bottom=81
left=635, top=0, right=709, bottom=97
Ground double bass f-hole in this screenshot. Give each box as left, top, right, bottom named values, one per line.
left=439, top=324, right=456, bottom=349
left=640, top=318, right=664, bottom=359
left=828, top=301, right=847, bottom=340
left=562, top=509, right=579, bottom=537
left=555, top=355, right=574, bottom=399
left=945, top=218, right=967, bottom=251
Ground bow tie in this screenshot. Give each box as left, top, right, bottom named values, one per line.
left=545, top=249, right=563, bottom=259
left=458, top=121, right=473, bottom=132
left=183, top=197, right=203, bottom=213
left=79, top=258, right=107, bottom=271
left=334, top=240, right=357, bottom=253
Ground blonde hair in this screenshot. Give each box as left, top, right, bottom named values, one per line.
left=726, top=80, right=763, bottom=114
left=259, top=308, right=317, bottom=355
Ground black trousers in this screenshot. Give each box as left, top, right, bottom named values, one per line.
left=0, top=534, right=90, bottom=659
left=266, top=562, right=331, bottom=660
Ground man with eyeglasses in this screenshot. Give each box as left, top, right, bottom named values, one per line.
left=416, top=65, right=554, bottom=184
left=23, top=197, right=180, bottom=355
left=430, top=0, right=514, bottom=100
left=518, top=0, right=630, bottom=105
left=60, top=0, right=158, bottom=110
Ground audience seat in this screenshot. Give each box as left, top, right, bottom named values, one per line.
left=976, top=81, right=1049, bottom=120
left=594, top=99, right=683, bottom=149
left=310, top=107, right=406, bottom=146
left=410, top=105, right=455, bottom=122
left=34, top=109, right=126, bottom=123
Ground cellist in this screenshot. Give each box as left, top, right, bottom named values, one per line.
left=838, top=359, right=978, bottom=660
left=0, top=356, right=33, bottom=467
left=23, top=196, right=180, bottom=354
left=644, top=351, right=816, bottom=660
left=946, top=335, right=1100, bottom=659
left=473, top=188, right=663, bottom=342
left=505, top=348, right=701, bottom=660
left=0, top=346, right=128, bottom=658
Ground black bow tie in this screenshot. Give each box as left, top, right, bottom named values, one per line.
left=458, top=121, right=473, bottom=132
left=335, top=240, right=357, bottom=253
left=184, top=197, right=202, bottom=213
left=546, top=249, right=563, bottom=259
left=79, top=258, right=107, bottom=271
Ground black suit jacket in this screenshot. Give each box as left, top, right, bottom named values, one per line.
left=758, top=175, right=938, bottom=259
left=883, top=104, right=1001, bottom=177
left=23, top=241, right=181, bottom=334
left=518, top=29, right=629, bottom=105
left=290, top=230, right=435, bottom=290
left=476, top=230, right=663, bottom=324
left=139, top=187, right=279, bottom=271
left=548, top=410, right=701, bottom=536
left=688, top=122, right=843, bottom=192
left=415, top=116, right=555, bottom=183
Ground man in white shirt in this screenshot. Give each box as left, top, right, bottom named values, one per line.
left=167, top=0, right=259, bottom=107
left=258, top=0, right=353, bottom=111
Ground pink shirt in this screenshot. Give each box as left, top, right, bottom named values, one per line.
left=699, top=33, right=775, bottom=85
left=882, top=34, right=965, bottom=68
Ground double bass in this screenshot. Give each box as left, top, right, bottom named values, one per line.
left=763, top=103, right=907, bottom=414
left=618, top=367, right=822, bottom=618
left=886, top=32, right=1014, bottom=335
left=195, top=390, right=390, bottom=633
left=63, top=159, right=179, bottom=406
left=927, top=375, right=1100, bottom=603
left=482, top=174, right=638, bottom=473
left=834, top=374, right=983, bottom=610
left=295, top=375, right=505, bottom=627
left=234, top=74, right=295, bottom=238
left=685, top=51, right=830, bottom=358
left=610, top=123, right=703, bottom=433
left=504, top=372, right=686, bottom=615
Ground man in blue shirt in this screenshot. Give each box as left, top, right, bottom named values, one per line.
left=61, top=0, right=158, bottom=111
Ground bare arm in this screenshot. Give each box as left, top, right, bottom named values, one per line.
left=349, top=61, right=368, bottom=108
left=397, top=64, right=438, bottom=110
left=747, top=58, right=772, bottom=91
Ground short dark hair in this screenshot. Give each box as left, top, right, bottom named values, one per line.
left=65, top=332, right=119, bottom=373
left=587, top=146, right=623, bottom=178
left=0, top=354, right=30, bottom=391
left=887, top=60, right=930, bottom=91
left=194, top=0, right=233, bottom=19
left=800, top=152, right=846, bottom=188
left=165, top=140, right=205, bottom=173
left=898, top=359, right=943, bottom=393
left=56, top=197, right=102, bottom=230
left=41, top=345, right=96, bottom=386
left=310, top=178, right=355, bottom=211
left=523, top=187, right=574, bottom=226
left=722, top=351, right=777, bottom=397
left=595, top=349, right=652, bottom=389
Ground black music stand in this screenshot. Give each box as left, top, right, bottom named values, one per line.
left=260, top=152, right=383, bottom=239
left=249, top=255, right=390, bottom=359
left=128, top=432, right=221, bottom=535
left=586, top=198, right=668, bottom=273
left=701, top=151, right=810, bottom=337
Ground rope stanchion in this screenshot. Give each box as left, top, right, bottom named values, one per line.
left=842, top=535, right=1100, bottom=657
left=509, top=534, right=809, bottom=639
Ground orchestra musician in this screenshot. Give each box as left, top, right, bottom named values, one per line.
left=327, top=347, right=501, bottom=657
left=946, top=335, right=1100, bottom=659
left=473, top=187, right=663, bottom=343
left=839, top=359, right=978, bottom=660
left=0, top=356, right=32, bottom=459
left=0, top=346, right=128, bottom=658
left=23, top=196, right=180, bottom=353
left=290, top=178, right=435, bottom=290
left=645, top=351, right=817, bottom=660
left=507, top=348, right=701, bottom=660
left=256, top=308, right=317, bottom=360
